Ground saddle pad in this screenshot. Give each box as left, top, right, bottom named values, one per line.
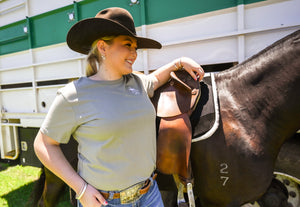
left=190, top=75, right=216, bottom=138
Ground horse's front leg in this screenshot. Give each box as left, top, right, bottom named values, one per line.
left=38, top=167, right=66, bottom=207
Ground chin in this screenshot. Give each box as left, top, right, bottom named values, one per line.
left=124, top=68, right=133, bottom=75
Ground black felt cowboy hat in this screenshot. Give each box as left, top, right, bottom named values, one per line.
left=67, top=7, right=162, bottom=54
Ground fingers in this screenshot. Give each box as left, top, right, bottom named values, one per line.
left=79, top=184, right=108, bottom=207
left=188, top=70, right=198, bottom=81
left=190, top=66, right=204, bottom=81
left=196, top=66, right=205, bottom=81
left=180, top=57, right=205, bottom=81
left=95, top=193, right=108, bottom=206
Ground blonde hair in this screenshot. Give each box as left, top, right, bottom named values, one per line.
left=85, top=36, right=115, bottom=77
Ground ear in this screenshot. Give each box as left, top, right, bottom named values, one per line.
left=96, top=40, right=107, bottom=56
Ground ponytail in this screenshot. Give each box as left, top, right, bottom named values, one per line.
left=85, top=36, right=115, bottom=77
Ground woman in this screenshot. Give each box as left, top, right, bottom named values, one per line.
left=34, top=7, right=204, bottom=207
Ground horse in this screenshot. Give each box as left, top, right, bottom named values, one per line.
left=188, top=29, right=300, bottom=206
left=30, top=137, right=78, bottom=207
left=30, top=29, right=300, bottom=206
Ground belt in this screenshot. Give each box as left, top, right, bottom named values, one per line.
left=101, top=173, right=157, bottom=201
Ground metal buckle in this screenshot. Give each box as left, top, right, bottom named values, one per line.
left=120, top=182, right=144, bottom=204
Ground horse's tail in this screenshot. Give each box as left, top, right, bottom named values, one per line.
left=27, top=165, right=46, bottom=207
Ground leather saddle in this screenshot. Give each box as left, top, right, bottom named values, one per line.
left=151, top=70, right=201, bottom=182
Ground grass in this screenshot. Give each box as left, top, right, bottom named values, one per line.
left=0, top=162, right=73, bottom=207
left=0, top=162, right=40, bottom=207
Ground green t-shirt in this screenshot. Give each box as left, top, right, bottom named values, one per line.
left=40, top=73, right=157, bottom=191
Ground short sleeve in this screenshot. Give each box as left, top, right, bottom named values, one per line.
left=40, top=90, right=78, bottom=144
left=134, top=73, right=156, bottom=97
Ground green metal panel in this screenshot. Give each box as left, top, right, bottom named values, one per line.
left=30, top=5, right=75, bottom=48
left=0, top=39, right=29, bottom=55
left=0, top=0, right=265, bottom=56
left=244, top=0, right=265, bottom=4
left=145, top=0, right=265, bottom=24
left=78, top=0, right=142, bottom=26
left=0, top=20, right=29, bottom=54
left=145, top=0, right=236, bottom=24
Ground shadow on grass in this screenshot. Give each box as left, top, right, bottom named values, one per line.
left=0, top=159, right=20, bottom=171
left=1, top=181, right=36, bottom=207
left=1, top=180, right=73, bottom=207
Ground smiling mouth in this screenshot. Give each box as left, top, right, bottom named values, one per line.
left=126, top=59, right=134, bottom=65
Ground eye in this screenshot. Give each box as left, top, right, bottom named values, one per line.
left=125, top=43, right=137, bottom=51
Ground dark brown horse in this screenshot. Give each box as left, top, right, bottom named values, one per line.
left=31, top=137, right=78, bottom=207
left=189, top=29, right=300, bottom=206
left=31, top=29, right=300, bottom=206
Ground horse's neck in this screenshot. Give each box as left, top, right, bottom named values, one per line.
left=216, top=30, right=300, bottom=151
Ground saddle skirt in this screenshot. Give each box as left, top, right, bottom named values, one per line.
left=151, top=70, right=201, bottom=180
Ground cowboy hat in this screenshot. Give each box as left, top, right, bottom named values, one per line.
left=67, top=7, right=162, bottom=54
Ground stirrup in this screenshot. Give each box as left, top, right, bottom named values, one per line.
left=177, top=181, right=196, bottom=207
left=187, top=182, right=195, bottom=207
left=177, top=182, right=186, bottom=206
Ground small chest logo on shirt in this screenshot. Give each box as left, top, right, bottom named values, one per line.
left=126, top=86, right=141, bottom=95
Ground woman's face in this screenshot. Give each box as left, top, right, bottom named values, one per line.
left=102, top=35, right=138, bottom=77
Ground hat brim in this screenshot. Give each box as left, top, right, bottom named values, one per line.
left=67, top=18, right=162, bottom=54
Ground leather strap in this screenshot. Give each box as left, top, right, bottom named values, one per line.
left=101, top=192, right=120, bottom=199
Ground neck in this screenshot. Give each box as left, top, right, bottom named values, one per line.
left=90, top=65, right=123, bottom=81
left=215, top=30, right=300, bottom=153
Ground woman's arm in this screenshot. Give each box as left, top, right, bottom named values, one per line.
left=150, top=57, right=205, bottom=90
left=34, top=131, right=107, bottom=206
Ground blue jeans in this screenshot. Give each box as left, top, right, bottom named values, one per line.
left=77, top=180, right=164, bottom=207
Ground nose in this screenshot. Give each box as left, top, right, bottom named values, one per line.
left=131, top=47, right=137, bottom=53
left=131, top=48, right=137, bottom=58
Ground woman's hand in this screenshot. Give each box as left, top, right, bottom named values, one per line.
left=178, top=57, right=205, bottom=82
left=152, top=56, right=205, bottom=91
left=79, top=184, right=108, bottom=207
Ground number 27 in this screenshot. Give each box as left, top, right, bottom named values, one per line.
left=220, top=163, right=229, bottom=186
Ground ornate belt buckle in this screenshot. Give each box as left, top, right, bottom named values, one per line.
left=120, top=182, right=143, bottom=204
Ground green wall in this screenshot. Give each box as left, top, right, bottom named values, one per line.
left=0, top=20, right=29, bottom=54
left=0, top=0, right=264, bottom=56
